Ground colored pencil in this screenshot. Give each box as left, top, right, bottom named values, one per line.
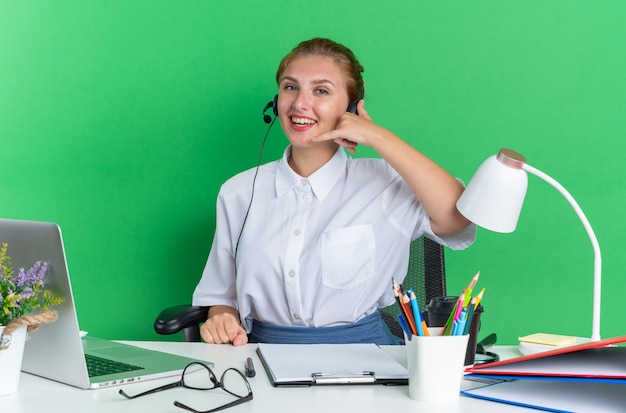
left=463, top=297, right=476, bottom=335
left=474, top=287, right=485, bottom=310
left=401, top=293, right=418, bottom=336
left=392, top=278, right=417, bottom=335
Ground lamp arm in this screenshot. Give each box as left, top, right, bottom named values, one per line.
left=522, top=163, right=602, bottom=341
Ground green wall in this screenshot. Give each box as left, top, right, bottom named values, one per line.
left=2, top=1, right=624, bottom=345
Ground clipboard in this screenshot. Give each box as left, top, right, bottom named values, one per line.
left=256, top=343, right=409, bottom=387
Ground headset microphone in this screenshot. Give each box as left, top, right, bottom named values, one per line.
left=262, top=101, right=273, bottom=124
left=262, top=95, right=279, bottom=124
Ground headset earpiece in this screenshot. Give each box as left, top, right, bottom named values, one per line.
left=262, top=94, right=279, bottom=124
left=347, top=87, right=365, bottom=115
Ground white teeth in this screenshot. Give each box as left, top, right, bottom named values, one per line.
left=291, top=116, right=316, bottom=125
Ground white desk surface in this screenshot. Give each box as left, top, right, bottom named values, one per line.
left=7, top=341, right=534, bottom=413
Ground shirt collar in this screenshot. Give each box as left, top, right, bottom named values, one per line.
left=275, top=146, right=348, bottom=201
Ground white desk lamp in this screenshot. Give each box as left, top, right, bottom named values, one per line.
left=456, top=148, right=602, bottom=342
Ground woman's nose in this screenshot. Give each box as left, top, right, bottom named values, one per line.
left=292, top=91, right=309, bottom=111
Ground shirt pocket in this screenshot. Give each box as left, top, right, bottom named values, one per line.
left=321, top=224, right=375, bottom=290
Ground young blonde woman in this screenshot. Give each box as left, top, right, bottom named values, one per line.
left=193, top=38, right=475, bottom=345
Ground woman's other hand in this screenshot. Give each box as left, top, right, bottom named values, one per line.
left=200, top=305, right=248, bottom=346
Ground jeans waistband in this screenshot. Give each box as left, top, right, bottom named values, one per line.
left=250, top=310, right=402, bottom=345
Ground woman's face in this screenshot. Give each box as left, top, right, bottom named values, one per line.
left=277, top=55, right=350, bottom=148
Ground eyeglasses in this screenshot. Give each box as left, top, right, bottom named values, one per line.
left=119, top=362, right=253, bottom=413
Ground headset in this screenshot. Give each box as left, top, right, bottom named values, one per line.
left=263, top=88, right=365, bottom=124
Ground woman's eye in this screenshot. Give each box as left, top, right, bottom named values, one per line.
left=315, top=88, right=329, bottom=95
left=283, top=84, right=297, bottom=92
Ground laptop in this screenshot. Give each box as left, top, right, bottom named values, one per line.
left=0, top=218, right=212, bottom=389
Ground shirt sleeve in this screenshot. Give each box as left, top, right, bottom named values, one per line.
left=413, top=177, right=477, bottom=250
left=418, top=218, right=477, bottom=250
left=192, top=187, right=239, bottom=309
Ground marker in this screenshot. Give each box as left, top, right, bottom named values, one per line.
left=245, top=357, right=256, bottom=377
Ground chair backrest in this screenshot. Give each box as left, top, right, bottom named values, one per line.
left=380, top=236, right=447, bottom=338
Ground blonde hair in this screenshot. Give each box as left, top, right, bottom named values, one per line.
left=275, top=38, right=364, bottom=104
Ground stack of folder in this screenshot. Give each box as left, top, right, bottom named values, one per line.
left=462, top=335, right=626, bottom=412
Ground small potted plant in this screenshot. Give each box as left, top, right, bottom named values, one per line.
left=1, top=242, right=63, bottom=395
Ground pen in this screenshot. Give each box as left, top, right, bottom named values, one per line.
left=245, top=357, right=256, bottom=377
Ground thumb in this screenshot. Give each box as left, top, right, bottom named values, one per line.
left=355, top=100, right=372, bottom=121
left=232, top=329, right=249, bottom=346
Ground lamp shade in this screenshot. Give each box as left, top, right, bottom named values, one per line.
left=456, top=149, right=528, bottom=233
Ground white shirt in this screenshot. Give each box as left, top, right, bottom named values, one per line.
left=193, top=146, right=476, bottom=332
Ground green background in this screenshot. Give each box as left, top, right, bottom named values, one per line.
left=1, top=1, right=624, bottom=345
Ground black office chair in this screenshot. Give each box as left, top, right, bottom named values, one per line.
left=380, top=236, right=447, bottom=338
left=154, top=236, right=446, bottom=342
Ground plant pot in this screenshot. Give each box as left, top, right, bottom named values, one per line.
left=0, top=324, right=27, bottom=396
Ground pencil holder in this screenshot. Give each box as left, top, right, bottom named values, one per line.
left=426, top=296, right=484, bottom=365
left=405, top=327, right=469, bottom=403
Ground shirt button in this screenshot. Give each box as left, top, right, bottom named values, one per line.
left=293, top=229, right=301, bottom=236
left=302, top=193, right=310, bottom=201
left=293, top=313, right=301, bottom=320
left=300, top=179, right=307, bottom=186
left=288, top=270, right=296, bottom=277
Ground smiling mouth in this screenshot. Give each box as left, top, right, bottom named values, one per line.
left=291, top=116, right=317, bottom=125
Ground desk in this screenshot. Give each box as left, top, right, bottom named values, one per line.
left=8, top=341, right=535, bottom=413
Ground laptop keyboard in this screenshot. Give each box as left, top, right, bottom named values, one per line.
left=85, top=354, right=145, bottom=377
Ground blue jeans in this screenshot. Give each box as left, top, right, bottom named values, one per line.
left=250, top=310, right=403, bottom=345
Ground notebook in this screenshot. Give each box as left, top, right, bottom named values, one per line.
left=0, top=218, right=212, bottom=389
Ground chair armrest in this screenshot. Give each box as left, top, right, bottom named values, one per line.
left=154, top=305, right=209, bottom=342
